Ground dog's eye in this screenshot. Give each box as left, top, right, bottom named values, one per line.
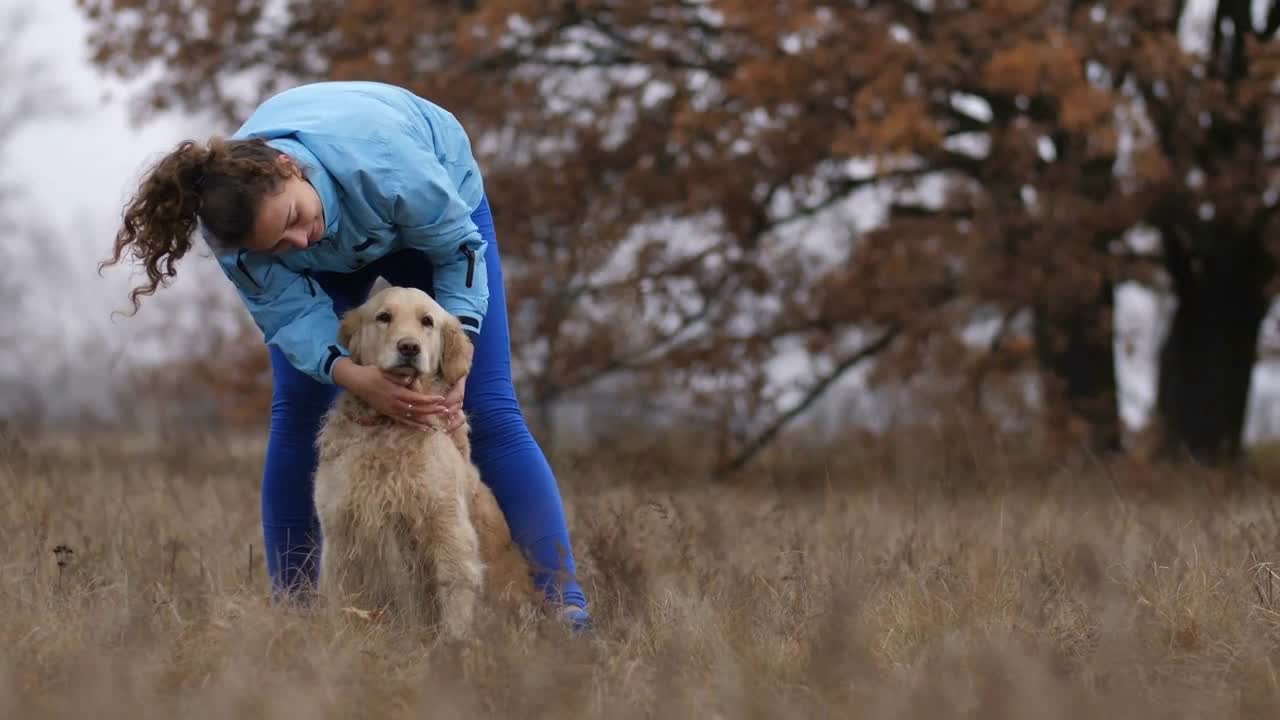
left=375, top=311, right=391, bottom=323
left=421, top=315, right=434, bottom=328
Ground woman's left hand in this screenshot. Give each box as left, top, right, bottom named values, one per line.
left=387, top=371, right=467, bottom=431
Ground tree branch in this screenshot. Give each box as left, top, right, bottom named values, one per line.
left=889, top=202, right=976, bottom=220
left=1264, top=0, right=1280, bottom=39
left=1157, top=215, right=1195, bottom=298
left=541, top=270, right=737, bottom=401
left=712, top=325, right=901, bottom=478
left=463, top=8, right=736, bottom=78
left=1171, top=0, right=1189, bottom=34
left=762, top=166, right=940, bottom=234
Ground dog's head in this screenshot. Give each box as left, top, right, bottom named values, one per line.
left=337, top=286, right=473, bottom=384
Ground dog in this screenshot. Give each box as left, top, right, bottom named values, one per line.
left=313, top=285, right=534, bottom=639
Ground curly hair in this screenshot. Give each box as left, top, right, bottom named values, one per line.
left=100, top=136, right=297, bottom=315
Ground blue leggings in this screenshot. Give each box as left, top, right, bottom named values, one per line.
left=260, top=194, right=586, bottom=611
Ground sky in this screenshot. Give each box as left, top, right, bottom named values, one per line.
left=8, top=3, right=207, bottom=236
left=5, top=0, right=225, bottom=327
left=4, top=0, right=1280, bottom=440
left=2, top=0, right=230, bottom=419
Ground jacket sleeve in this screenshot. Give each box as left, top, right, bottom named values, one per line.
left=215, top=248, right=349, bottom=385
left=371, top=135, right=489, bottom=339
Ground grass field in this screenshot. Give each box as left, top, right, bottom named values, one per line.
left=4, top=423, right=1280, bottom=718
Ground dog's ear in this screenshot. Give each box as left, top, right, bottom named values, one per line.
left=440, top=315, right=474, bottom=385
left=337, top=305, right=366, bottom=363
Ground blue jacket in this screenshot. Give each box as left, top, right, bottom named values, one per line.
left=205, top=81, right=488, bottom=385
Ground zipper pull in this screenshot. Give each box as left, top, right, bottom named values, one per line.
left=460, top=245, right=476, bottom=288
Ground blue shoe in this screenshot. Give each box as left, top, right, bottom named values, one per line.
left=557, top=604, right=592, bottom=634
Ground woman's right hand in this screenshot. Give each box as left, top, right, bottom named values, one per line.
left=332, top=358, right=444, bottom=430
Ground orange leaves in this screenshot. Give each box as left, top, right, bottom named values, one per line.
left=983, top=43, right=1047, bottom=97
left=1236, top=35, right=1280, bottom=108
left=451, top=0, right=551, bottom=59
left=842, top=55, right=944, bottom=156
left=1131, top=28, right=1188, bottom=84
left=1059, top=84, right=1116, bottom=133
left=1130, top=144, right=1172, bottom=189
left=858, top=97, right=945, bottom=155
left=727, top=56, right=803, bottom=106
left=986, top=0, right=1047, bottom=23
left=982, top=33, right=1083, bottom=97
left=718, top=0, right=824, bottom=41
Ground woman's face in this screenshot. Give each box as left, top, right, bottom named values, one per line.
left=243, top=156, right=326, bottom=255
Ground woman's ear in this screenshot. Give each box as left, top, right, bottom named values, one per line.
left=439, top=316, right=474, bottom=385
left=338, top=305, right=366, bottom=363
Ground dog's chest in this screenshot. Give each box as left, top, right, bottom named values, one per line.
left=320, top=424, right=465, bottom=508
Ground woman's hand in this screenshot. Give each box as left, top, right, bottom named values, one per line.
left=332, top=358, right=445, bottom=431
left=384, top=371, right=467, bottom=432
left=381, top=371, right=468, bottom=432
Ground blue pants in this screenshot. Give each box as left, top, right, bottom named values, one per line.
left=260, top=194, right=587, bottom=612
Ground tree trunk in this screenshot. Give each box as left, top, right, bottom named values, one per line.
left=1155, top=231, right=1274, bottom=465
left=1033, top=279, right=1123, bottom=455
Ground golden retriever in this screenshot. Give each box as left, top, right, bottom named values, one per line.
left=313, top=285, right=534, bottom=639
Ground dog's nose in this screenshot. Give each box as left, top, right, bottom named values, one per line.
left=397, top=338, right=420, bottom=357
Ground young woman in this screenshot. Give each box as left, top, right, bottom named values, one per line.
left=102, top=81, right=590, bottom=631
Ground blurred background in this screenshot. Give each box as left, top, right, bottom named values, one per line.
left=5, top=0, right=1280, bottom=476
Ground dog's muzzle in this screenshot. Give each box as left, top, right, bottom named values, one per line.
left=388, top=337, right=426, bottom=372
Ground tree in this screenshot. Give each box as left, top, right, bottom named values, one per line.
left=852, top=0, right=1280, bottom=464
left=1133, top=0, right=1280, bottom=464
left=818, top=1, right=1142, bottom=455
left=75, top=0, right=922, bottom=471
left=74, top=0, right=1280, bottom=469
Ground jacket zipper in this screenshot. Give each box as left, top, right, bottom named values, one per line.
left=302, top=270, right=316, bottom=297
left=461, top=245, right=476, bottom=288
left=236, top=250, right=261, bottom=289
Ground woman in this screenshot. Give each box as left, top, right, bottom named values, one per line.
left=102, top=81, right=590, bottom=632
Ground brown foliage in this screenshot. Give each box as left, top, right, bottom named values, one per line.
left=77, top=1, right=1280, bottom=467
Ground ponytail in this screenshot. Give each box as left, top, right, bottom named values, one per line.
left=100, top=136, right=292, bottom=315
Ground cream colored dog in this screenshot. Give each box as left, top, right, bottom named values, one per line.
left=313, top=286, right=534, bottom=639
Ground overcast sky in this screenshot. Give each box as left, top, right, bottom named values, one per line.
left=6, top=0, right=1280, bottom=439
left=1, top=1, right=230, bottom=419
left=9, top=2, right=211, bottom=232
left=6, top=0, right=225, bottom=335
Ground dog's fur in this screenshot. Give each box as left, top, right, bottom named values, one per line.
left=313, top=286, right=534, bottom=639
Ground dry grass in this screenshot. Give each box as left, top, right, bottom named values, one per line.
left=4, top=422, right=1280, bottom=718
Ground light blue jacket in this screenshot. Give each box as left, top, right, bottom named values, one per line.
left=205, top=81, right=488, bottom=385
